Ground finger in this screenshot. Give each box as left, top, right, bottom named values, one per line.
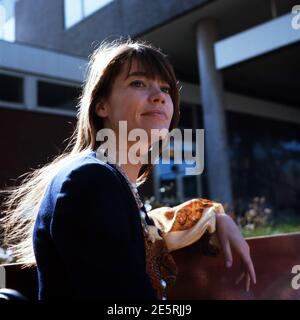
left=234, top=239, right=256, bottom=284
left=247, top=259, right=256, bottom=285
left=221, top=239, right=233, bottom=268
left=224, top=221, right=256, bottom=285
left=245, top=273, right=251, bottom=292
left=235, top=271, right=245, bottom=285
left=241, top=253, right=256, bottom=285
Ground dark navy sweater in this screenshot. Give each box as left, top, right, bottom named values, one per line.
left=33, top=150, right=157, bottom=300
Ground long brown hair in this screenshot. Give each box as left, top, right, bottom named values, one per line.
left=0, top=38, right=180, bottom=266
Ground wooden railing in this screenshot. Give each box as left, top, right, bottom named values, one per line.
left=168, top=232, right=300, bottom=299
left=1, top=233, right=300, bottom=300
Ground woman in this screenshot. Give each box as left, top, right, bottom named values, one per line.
left=1, top=39, right=255, bottom=300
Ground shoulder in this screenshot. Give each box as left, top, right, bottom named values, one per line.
left=37, top=151, right=127, bottom=225
left=51, top=151, right=121, bottom=193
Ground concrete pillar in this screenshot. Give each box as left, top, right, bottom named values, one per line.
left=196, top=18, right=233, bottom=206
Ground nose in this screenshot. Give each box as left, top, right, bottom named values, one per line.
left=149, top=86, right=165, bottom=105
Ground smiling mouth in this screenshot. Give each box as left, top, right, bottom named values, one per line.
left=141, top=111, right=167, bottom=120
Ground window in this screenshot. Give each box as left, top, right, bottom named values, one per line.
left=0, top=73, right=23, bottom=103
left=64, top=0, right=113, bottom=29
left=228, top=111, right=300, bottom=228
left=83, top=0, right=112, bottom=16
left=178, top=105, right=194, bottom=129
left=183, top=175, right=197, bottom=198
left=64, top=0, right=83, bottom=30
left=0, top=0, right=18, bottom=42
left=178, top=103, right=202, bottom=143
left=37, top=81, right=80, bottom=111
left=155, top=139, right=202, bottom=205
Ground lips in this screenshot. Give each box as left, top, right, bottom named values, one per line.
left=141, top=110, right=167, bottom=120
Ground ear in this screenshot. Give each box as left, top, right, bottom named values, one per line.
left=95, top=101, right=109, bottom=118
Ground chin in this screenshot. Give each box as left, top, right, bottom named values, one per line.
left=145, top=125, right=169, bottom=137
left=143, top=119, right=170, bottom=130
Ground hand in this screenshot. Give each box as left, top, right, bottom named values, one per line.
left=215, top=214, right=256, bottom=291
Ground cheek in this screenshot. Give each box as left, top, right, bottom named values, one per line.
left=167, top=99, right=174, bottom=121
left=110, top=96, right=134, bottom=121
left=124, top=92, right=144, bottom=116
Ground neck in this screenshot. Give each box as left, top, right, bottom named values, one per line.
left=116, top=141, right=146, bottom=184
left=97, top=141, right=146, bottom=184
left=119, top=163, right=142, bottom=184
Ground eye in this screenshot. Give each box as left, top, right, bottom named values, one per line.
left=161, top=86, right=170, bottom=94
left=130, top=80, right=146, bottom=88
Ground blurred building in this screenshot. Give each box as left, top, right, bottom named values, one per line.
left=1, top=0, right=300, bottom=215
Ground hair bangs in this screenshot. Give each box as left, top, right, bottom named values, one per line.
left=124, top=46, right=177, bottom=96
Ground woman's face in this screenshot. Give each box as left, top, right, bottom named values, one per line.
left=96, top=59, right=174, bottom=146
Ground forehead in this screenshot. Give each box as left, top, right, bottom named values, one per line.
left=120, top=58, right=170, bottom=84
